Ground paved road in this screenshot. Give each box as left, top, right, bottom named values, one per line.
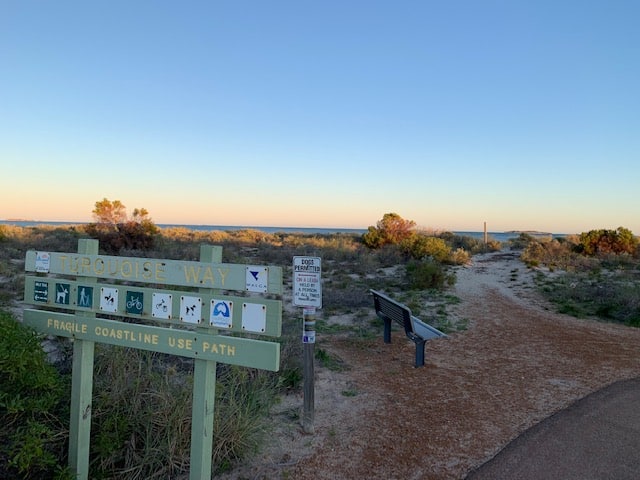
left=466, top=377, right=640, bottom=480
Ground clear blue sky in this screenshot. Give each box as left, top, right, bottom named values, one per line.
left=1, top=1, right=638, bottom=234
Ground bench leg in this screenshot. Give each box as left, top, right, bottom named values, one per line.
left=383, top=318, right=392, bottom=344
left=414, top=340, right=426, bottom=368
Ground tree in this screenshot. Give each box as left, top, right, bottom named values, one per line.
left=93, top=198, right=128, bottom=224
left=363, top=213, right=416, bottom=248
left=85, top=199, right=158, bottom=253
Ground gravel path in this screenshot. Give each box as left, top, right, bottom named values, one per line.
left=220, top=251, right=640, bottom=479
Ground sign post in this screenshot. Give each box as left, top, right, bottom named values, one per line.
left=23, top=242, right=282, bottom=480
left=293, top=256, right=322, bottom=434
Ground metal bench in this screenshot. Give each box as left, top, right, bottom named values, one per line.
left=370, top=289, right=447, bottom=367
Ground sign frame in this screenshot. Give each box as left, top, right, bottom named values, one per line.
left=23, top=241, right=282, bottom=480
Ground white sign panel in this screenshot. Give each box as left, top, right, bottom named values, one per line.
left=180, top=295, right=202, bottom=324
left=152, top=292, right=172, bottom=319
left=100, top=287, right=119, bottom=313
left=210, top=299, right=233, bottom=329
left=242, top=303, right=267, bottom=333
left=293, top=256, right=322, bottom=308
left=246, top=266, right=268, bottom=293
left=35, top=251, right=51, bottom=273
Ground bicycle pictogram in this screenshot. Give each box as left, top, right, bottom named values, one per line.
left=156, top=298, right=168, bottom=312
left=127, top=296, right=142, bottom=310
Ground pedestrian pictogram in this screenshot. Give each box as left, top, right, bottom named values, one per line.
left=77, top=286, right=93, bottom=308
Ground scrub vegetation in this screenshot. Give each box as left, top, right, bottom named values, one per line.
left=1, top=211, right=638, bottom=478
left=514, top=229, right=640, bottom=326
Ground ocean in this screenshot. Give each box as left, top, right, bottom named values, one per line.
left=0, top=220, right=556, bottom=243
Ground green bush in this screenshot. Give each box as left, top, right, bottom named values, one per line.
left=0, top=311, right=71, bottom=479
left=438, top=232, right=485, bottom=254
left=84, top=221, right=158, bottom=254
left=362, top=213, right=416, bottom=248
left=406, top=259, right=449, bottom=290
left=578, top=227, right=638, bottom=256
left=404, top=235, right=451, bottom=262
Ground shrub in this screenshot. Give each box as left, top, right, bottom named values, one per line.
left=405, top=259, right=449, bottom=290
left=0, top=311, right=71, bottom=479
left=89, top=346, right=278, bottom=479
left=540, top=273, right=640, bottom=325
left=438, top=232, right=485, bottom=254
left=404, top=235, right=451, bottom=262
left=521, top=238, right=577, bottom=269
left=362, top=213, right=416, bottom=248
left=84, top=221, right=158, bottom=254
left=578, top=227, right=638, bottom=256
left=449, top=247, right=471, bottom=265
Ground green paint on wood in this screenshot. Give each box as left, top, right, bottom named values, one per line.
left=24, top=241, right=282, bottom=480
left=24, top=275, right=282, bottom=337
left=68, top=238, right=98, bottom=480
left=25, top=251, right=283, bottom=294
left=23, top=309, right=280, bottom=371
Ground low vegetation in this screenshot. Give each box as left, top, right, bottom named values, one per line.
left=2, top=210, right=638, bottom=477
left=0, top=211, right=472, bottom=478
left=0, top=311, right=72, bottom=480
left=513, top=230, right=640, bottom=326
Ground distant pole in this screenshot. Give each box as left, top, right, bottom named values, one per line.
left=483, top=222, right=488, bottom=245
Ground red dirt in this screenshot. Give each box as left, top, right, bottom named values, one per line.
left=221, top=252, right=640, bottom=479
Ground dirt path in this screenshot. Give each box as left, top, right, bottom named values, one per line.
left=221, top=251, right=640, bottom=479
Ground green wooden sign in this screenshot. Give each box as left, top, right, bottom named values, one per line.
left=25, top=251, right=283, bottom=293
left=23, top=275, right=282, bottom=337
left=23, top=309, right=280, bottom=371
left=23, top=241, right=282, bottom=480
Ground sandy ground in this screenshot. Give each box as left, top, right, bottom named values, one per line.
left=217, top=251, right=640, bottom=480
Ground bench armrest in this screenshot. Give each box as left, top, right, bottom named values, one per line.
left=411, top=316, right=447, bottom=340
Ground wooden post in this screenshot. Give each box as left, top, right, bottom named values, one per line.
left=189, top=244, right=222, bottom=480
left=302, top=310, right=315, bottom=434
left=69, top=238, right=99, bottom=480
left=484, top=222, right=488, bottom=246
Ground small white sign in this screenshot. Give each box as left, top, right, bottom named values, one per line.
left=35, top=251, right=51, bottom=273
left=242, top=303, right=267, bottom=333
left=293, top=256, right=322, bottom=308
left=152, top=293, right=172, bottom=319
left=180, top=296, right=202, bottom=323
left=210, top=299, right=233, bottom=329
left=303, top=331, right=316, bottom=344
left=246, top=266, right=268, bottom=293
left=100, top=287, right=119, bottom=313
